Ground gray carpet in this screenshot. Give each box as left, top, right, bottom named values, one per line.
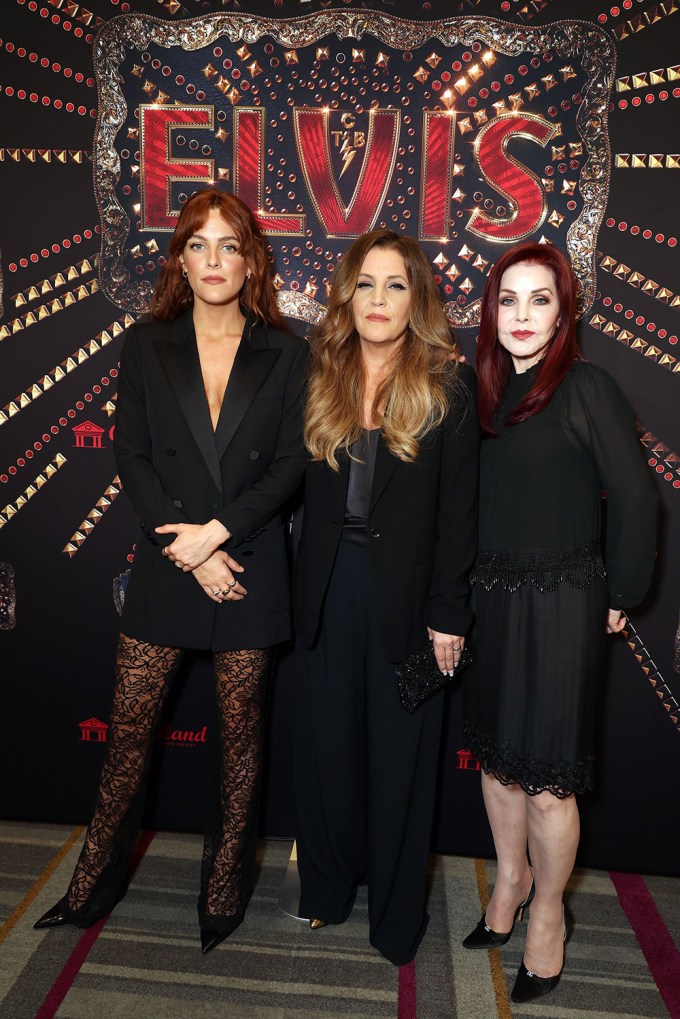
left=0, top=822, right=677, bottom=1018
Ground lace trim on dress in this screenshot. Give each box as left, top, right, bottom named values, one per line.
left=471, top=541, right=606, bottom=593
left=463, top=720, right=594, bottom=798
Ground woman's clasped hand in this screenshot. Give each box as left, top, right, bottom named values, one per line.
left=34, top=187, right=307, bottom=954
left=32, top=196, right=659, bottom=998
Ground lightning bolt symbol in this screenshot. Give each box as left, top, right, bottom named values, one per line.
left=339, top=136, right=356, bottom=178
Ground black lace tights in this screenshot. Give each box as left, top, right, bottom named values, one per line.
left=200, top=647, right=270, bottom=928
left=64, top=634, right=271, bottom=931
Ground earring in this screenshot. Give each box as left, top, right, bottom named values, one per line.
left=246, top=270, right=252, bottom=280
left=182, top=270, right=188, bottom=279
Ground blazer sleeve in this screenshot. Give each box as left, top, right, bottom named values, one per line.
left=216, top=338, right=309, bottom=546
left=426, top=364, right=480, bottom=636
left=113, top=324, right=191, bottom=547
left=564, top=364, right=658, bottom=608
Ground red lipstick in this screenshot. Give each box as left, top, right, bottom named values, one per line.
left=511, top=330, right=535, bottom=339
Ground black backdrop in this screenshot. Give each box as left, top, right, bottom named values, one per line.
left=0, top=0, right=678, bottom=876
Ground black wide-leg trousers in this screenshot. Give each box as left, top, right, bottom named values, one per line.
left=294, top=540, right=445, bottom=965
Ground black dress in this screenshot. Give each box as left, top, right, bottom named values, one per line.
left=463, top=360, right=657, bottom=796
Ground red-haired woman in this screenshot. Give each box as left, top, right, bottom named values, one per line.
left=34, top=189, right=307, bottom=952
left=462, top=243, right=657, bottom=1002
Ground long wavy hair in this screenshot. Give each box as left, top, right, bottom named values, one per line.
left=150, top=188, right=287, bottom=328
left=305, top=229, right=460, bottom=469
left=476, top=242, right=582, bottom=434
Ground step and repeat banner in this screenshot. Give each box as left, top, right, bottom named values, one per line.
left=1, top=0, right=678, bottom=874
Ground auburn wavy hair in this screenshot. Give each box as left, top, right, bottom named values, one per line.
left=150, top=188, right=287, bottom=328
left=476, top=242, right=582, bottom=434
left=305, top=229, right=461, bottom=470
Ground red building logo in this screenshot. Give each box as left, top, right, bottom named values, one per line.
left=77, top=718, right=207, bottom=747
left=79, top=717, right=108, bottom=742
left=73, top=420, right=105, bottom=448
left=456, top=748, right=481, bottom=771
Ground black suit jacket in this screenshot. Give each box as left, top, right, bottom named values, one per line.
left=294, top=364, right=479, bottom=663
left=114, top=310, right=308, bottom=651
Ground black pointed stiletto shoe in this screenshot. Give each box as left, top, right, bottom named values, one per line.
left=200, top=929, right=229, bottom=954
left=510, top=905, right=567, bottom=1003
left=462, top=867, right=535, bottom=949
left=34, top=899, right=70, bottom=930
left=510, top=959, right=562, bottom=1003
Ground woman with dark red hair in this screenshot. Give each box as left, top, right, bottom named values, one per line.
left=34, top=188, right=307, bottom=952
left=462, top=242, right=657, bottom=1002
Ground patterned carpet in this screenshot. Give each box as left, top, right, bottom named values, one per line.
left=0, top=821, right=678, bottom=1018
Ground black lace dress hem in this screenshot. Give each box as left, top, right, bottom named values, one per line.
left=464, top=551, right=608, bottom=798
left=463, top=720, right=594, bottom=798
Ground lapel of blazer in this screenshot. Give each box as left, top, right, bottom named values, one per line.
left=214, top=315, right=281, bottom=462
left=369, top=433, right=398, bottom=515
left=156, top=310, right=223, bottom=494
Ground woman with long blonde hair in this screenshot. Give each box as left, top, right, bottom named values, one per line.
left=294, top=229, right=479, bottom=964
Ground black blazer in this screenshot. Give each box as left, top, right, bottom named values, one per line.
left=294, top=364, right=480, bottom=663
left=114, top=310, right=308, bottom=651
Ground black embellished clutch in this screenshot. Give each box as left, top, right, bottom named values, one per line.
left=396, top=643, right=473, bottom=714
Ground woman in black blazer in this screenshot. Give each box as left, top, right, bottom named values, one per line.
left=34, top=189, right=307, bottom=952
left=294, top=229, right=479, bottom=965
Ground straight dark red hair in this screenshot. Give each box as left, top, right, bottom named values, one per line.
left=476, top=242, right=582, bottom=434
left=150, top=187, right=286, bottom=328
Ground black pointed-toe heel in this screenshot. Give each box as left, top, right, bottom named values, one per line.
left=33, top=899, right=70, bottom=930
left=510, top=905, right=567, bottom=1003
left=462, top=867, right=535, bottom=949
left=200, top=929, right=229, bottom=954
left=511, top=959, right=562, bottom=1003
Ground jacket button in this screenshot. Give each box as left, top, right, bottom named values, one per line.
left=249, top=449, right=260, bottom=460
left=173, top=499, right=183, bottom=509
left=370, top=528, right=380, bottom=539
left=165, top=446, right=176, bottom=456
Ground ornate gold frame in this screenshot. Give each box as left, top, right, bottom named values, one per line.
left=93, top=12, right=615, bottom=324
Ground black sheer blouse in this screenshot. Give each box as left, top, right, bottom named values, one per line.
left=475, top=360, right=657, bottom=608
